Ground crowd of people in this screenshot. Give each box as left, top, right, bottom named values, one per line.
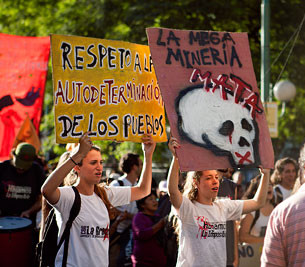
left=0, top=132, right=304, bottom=267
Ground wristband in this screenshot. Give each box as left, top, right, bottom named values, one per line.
left=70, top=156, right=78, bottom=165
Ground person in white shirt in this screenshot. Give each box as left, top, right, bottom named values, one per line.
left=167, top=136, right=270, bottom=267
left=271, top=157, right=298, bottom=205
left=41, top=132, right=155, bottom=267
left=239, top=175, right=275, bottom=244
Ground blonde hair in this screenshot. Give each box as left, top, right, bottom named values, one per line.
left=183, top=171, right=203, bottom=202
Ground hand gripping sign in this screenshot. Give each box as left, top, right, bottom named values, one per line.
left=51, top=34, right=167, bottom=143
left=146, top=28, right=274, bottom=171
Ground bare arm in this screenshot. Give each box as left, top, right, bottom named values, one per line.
left=39, top=197, right=52, bottom=241
left=242, top=168, right=270, bottom=214
left=130, top=134, right=156, bottom=202
left=233, top=220, right=239, bottom=267
left=41, top=133, right=92, bottom=205
left=20, top=194, right=42, bottom=218
left=233, top=188, right=239, bottom=267
left=167, top=136, right=182, bottom=210
left=239, top=213, right=264, bottom=243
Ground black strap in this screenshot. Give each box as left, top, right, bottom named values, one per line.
left=274, top=186, right=283, bottom=205
left=57, top=186, right=81, bottom=267
left=250, top=209, right=260, bottom=232
left=118, top=180, right=124, bottom=186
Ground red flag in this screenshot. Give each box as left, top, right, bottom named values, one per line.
left=0, top=33, right=50, bottom=161
left=12, top=114, right=41, bottom=154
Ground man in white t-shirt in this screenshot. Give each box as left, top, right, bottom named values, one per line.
left=110, top=153, right=142, bottom=266
left=271, top=157, right=298, bottom=205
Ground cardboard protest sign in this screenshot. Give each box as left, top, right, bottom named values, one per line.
left=239, top=243, right=263, bottom=267
left=147, top=27, right=274, bottom=171
left=0, top=33, right=50, bottom=161
left=51, top=34, right=167, bottom=143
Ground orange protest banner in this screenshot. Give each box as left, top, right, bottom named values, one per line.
left=12, top=115, right=41, bottom=153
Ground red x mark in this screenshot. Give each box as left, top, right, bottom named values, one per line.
left=103, top=224, right=110, bottom=241
left=235, top=151, right=253, bottom=164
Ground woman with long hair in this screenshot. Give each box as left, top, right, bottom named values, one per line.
left=41, top=132, right=155, bottom=267
left=167, top=136, right=270, bottom=267
left=271, top=157, right=298, bottom=205
left=239, top=175, right=275, bottom=243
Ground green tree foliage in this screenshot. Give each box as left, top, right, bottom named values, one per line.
left=1, top=0, right=305, bottom=165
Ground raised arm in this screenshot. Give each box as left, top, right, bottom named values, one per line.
left=167, top=136, right=182, bottom=210
left=130, top=134, right=156, bottom=202
left=41, top=133, right=92, bottom=205
left=242, top=168, right=270, bottom=214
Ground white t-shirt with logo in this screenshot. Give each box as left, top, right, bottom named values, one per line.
left=175, top=196, right=243, bottom=267
left=53, top=186, right=130, bottom=267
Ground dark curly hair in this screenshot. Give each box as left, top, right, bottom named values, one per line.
left=119, top=153, right=140, bottom=174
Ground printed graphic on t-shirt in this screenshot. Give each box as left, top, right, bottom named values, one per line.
left=195, top=215, right=226, bottom=239
left=4, top=182, right=31, bottom=199
left=80, top=224, right=110, bottom=240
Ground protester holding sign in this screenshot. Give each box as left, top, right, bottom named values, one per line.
left=166, top=136, right=270, bottom=267
left=41, top=132, right=155, bottom=267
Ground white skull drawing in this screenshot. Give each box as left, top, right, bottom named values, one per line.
left=176, top=84, right=260, bottom=167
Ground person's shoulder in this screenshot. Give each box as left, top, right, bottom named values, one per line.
left=110, top=179, right=121, bottom=186
left=273, top=184, right=281, bottom=190
left=271, top=193, right=299, bottom=218
left=59, top=185, right=74, bottom=192
left=0, top=160, right=12, bottom=167
left=110, top=176, right=126, bottom=186
left=30, top=161, right=46, bottom=173
left=57, top=186, right=76, bottom=200
left=182, top=196, right=196, bottom=208
left=214, top=197, right=231, bottom=205
left=0, top=160, right=15, bottom=175
left=0, top=160, right=12, bottom=168
left=215, top=197, right=241, bottom=208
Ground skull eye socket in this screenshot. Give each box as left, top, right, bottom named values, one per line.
left=238, top=137, right=250, bottom=147
left=219, top=120, right=234, bottom=136
left=241, top=118, right=253, bottom=132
